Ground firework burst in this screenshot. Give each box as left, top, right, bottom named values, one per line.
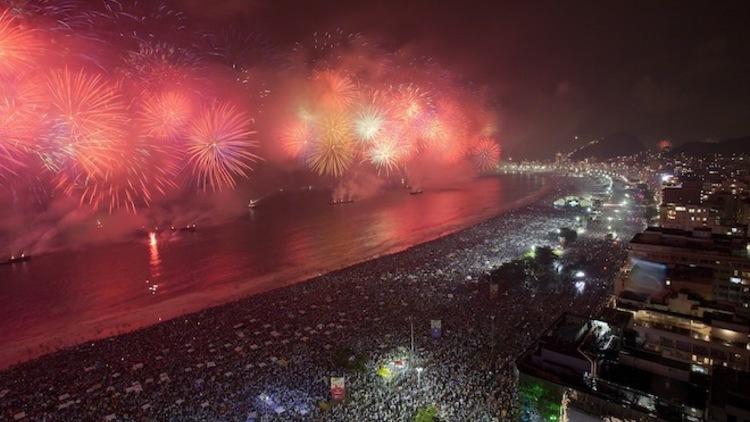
left=44, top=67, right=128, bottom=177
left=420, top=116, right=447, bottom=146
left=470, top=138, right=501, bottom=171
left=73, top=143, right=179, bottom=213
left=392, top=84, right=431, bottom=122
left=186, top=101, right=260, bottom=191
left=353, top=104, right=387, bottom=144
left=314, top=70, right=358, bottom=111
left=0, top=8, right=42, bottom=75
left=137, top=91, right=193, bottom=141
left=306, top=112, right=354, bottom=177
left=0, top=75, right=45, bottom=155
left=281, top=118, right=316, bottom=159
left=367, top=136, right=400, bottom=174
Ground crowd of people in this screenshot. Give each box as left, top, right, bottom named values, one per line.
left=0, top=175, right=643, bottom=421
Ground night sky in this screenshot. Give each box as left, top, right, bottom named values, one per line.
left=192, top=0, right=750, bottom=157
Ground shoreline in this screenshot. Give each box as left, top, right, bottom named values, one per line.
left=0, top=174, right=560, bottom=371
left=0, top=173, right=619, bottom=421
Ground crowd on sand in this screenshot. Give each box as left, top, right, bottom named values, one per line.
left=0, top=175, right=643, bottom=421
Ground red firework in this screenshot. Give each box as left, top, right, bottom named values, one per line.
left=471, top=138, right=501, bottom=171
left=0, top=75, right=45, bottom=174
left=281, top=118, right=316, bottom=159
left=73, top=143, right=179, bottom=213
left=43, top=68, right=128, bottom=178
left=391, top=84, right=431, bottom=122
left=0, top=9, right=43, bottom=76
left=314, top=70, right=358, bottom=111
left=186, top=101, right=260, bottom=191
left=137, top=91, right=194, bottom=141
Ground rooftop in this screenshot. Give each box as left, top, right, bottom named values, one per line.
left=517, top=313, right=710, bottom=421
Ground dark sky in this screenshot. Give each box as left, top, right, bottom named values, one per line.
left=185, top=0, right=750, bottom=157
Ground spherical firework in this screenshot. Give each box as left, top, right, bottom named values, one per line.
left=0, top=75, right=45, bottom=155
left=306, top=112, right=354, bottom=177
left=353, top=104, right=387, bottom=144
left=186, top=101, right=260, bottom=191
left=420, top=116, right=447, bottom=146
left=137, top=91, right=193, bottom=141
left=393, top=131, right=417, bottom=163
left=429, top=99, right=470, bottom=163
left=43, top=68, right=128, bottom=177
left=71, top=143, right=179, bottom=213
left=281, top=119, right=316, bottom=159
left=391, top=84, right=431, bottom=122
left=470, top=138, right=501, bottom=171
left=0, top=9, right=43, bottom=75
left=314, top=70, right=358, bottom=111
left=367, top=136, right=399, bottom=174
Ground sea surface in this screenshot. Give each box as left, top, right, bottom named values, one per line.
left=0, top=174, right=547, bottom=368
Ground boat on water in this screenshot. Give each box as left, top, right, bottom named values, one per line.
left=176, top=224, right=197, bottom=232
left=330, top=198, right=355, bottom=205
left=3, top=252, right=31, bottom=265
left=248, top=199, right=259, bottom=209
left=409, top=188, right=424, bottom=195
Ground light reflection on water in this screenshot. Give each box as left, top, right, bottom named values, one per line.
left=0, top=174, right=545, bottom=367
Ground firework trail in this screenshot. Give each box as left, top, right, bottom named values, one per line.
left=83, top=0, right=187, bottom=46
left=120, top=42, right=203, bottom=93
left=291, top=28, right=364, bottom=69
